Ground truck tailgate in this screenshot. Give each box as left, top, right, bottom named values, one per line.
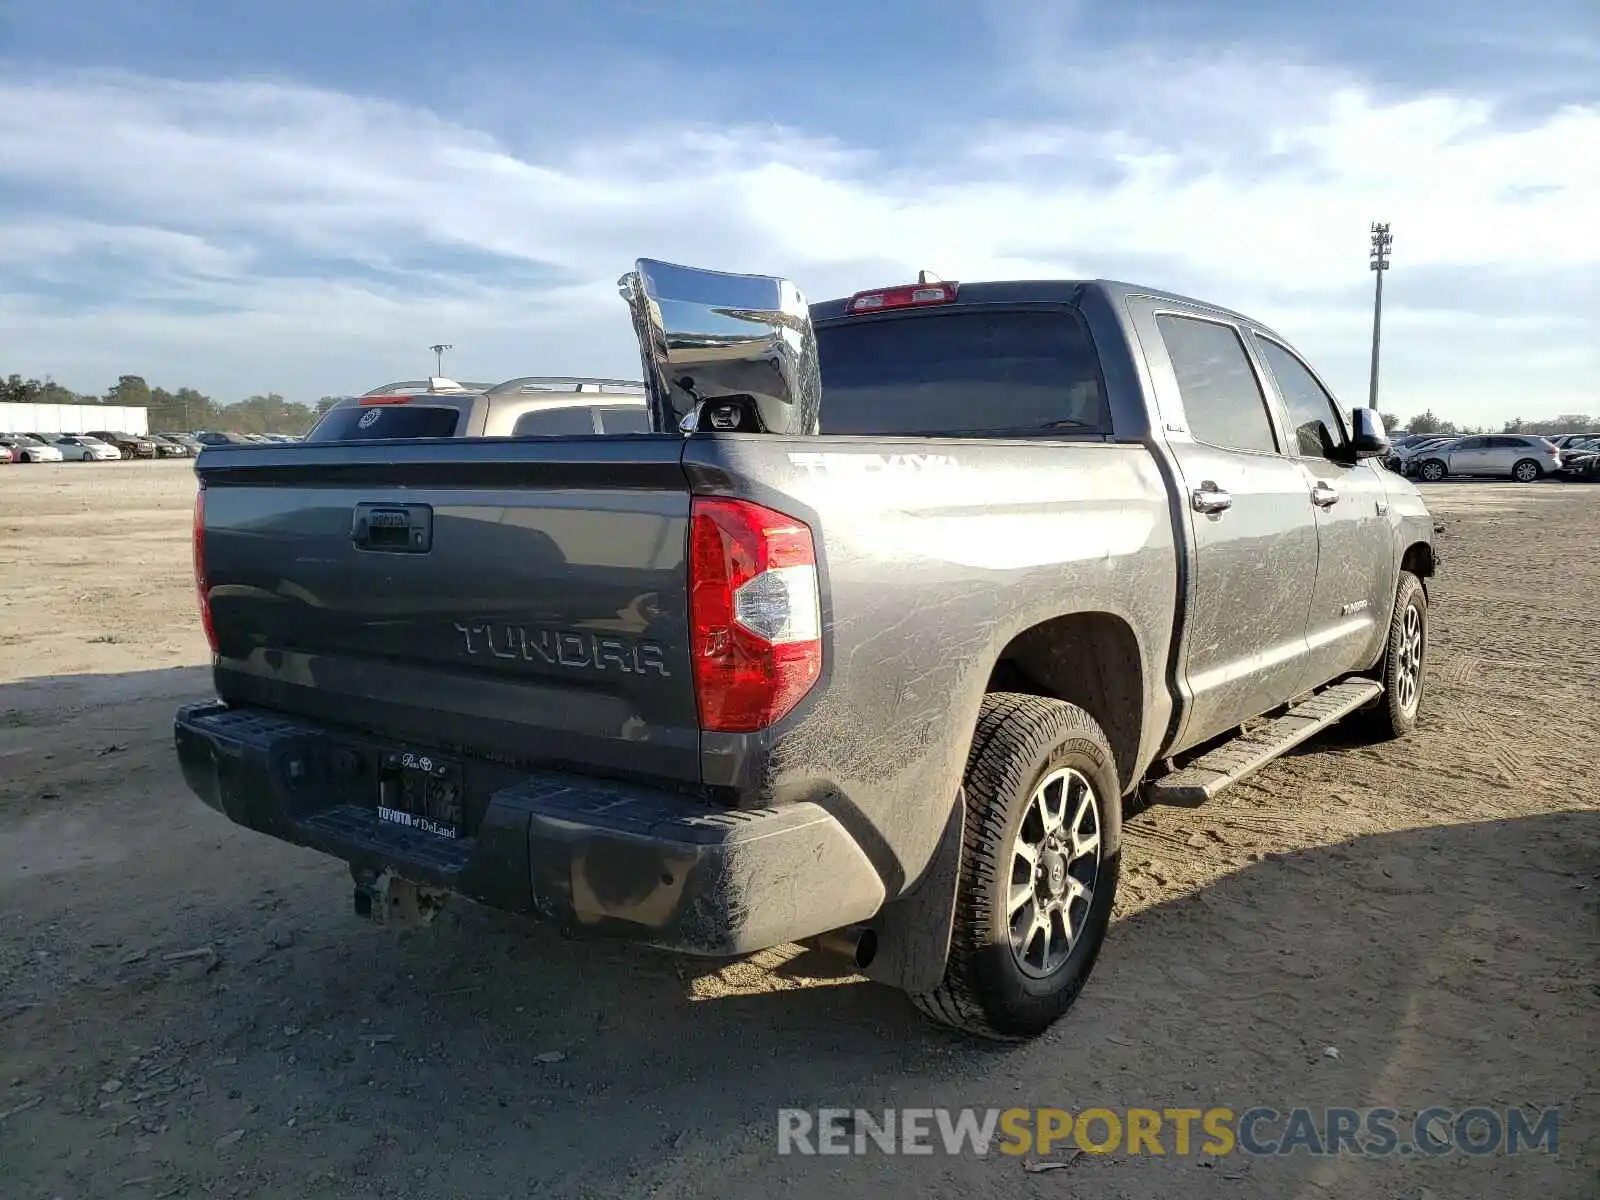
left=194, top=438, right=700, bottom=785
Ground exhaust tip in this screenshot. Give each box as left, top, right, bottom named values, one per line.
left=813, top=925, right=878, bottom=971
left=853, top=928, right=879, bottom=970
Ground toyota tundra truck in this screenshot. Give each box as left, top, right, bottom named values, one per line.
left=173, top=259, right=1437, bottom=1040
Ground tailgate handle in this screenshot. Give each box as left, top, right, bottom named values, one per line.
left=351, top=503, right=433, bottom=553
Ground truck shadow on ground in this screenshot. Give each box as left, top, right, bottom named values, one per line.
left=2, top=668, right=1595, bottom=1197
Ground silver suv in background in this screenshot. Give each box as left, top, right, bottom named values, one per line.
left=301, top=376, right=649, bottom=443
left=1411, top=434, right=1562, bottom=482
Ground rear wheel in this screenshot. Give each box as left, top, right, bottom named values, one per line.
left=911, top=693, right=1120, bottom=1040
left=1418, top=459, right=1446, bottom=482
left=1512, top=458, right=1542, bottom=482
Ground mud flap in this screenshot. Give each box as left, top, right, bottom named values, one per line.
left=864, top=790, right=964, bottom=995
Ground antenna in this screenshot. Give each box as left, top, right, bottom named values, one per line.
left=429, top=343, right=454, bottom=376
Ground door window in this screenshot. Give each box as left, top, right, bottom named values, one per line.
left=1156, top=315, right=1279, bottom=454
left=1254, top=338, right=1349, bottom=460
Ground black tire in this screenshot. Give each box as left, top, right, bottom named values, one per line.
left=1355, top=571, right=1427, bottom=740
left=1511, top=458, right=1542, bottom=483
left=911, top=693, right=1120, bottom=1040
left=1418, top=459, right=1446, bottom=482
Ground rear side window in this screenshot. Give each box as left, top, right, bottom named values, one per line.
left=512, top=406, right=600, bottom=437
left=594, top=405, right=651, bottom=434
left=309, top=404, right=461, bottom=441
left=1157, top=315, right=1278, bottom=454
left=814, top=309, right=1108, bottom=436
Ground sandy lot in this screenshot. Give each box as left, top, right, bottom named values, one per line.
left=1, top=459, right=1596, bottom=1199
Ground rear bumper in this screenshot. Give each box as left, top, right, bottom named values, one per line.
left=173, top=702, right=884, bottom=956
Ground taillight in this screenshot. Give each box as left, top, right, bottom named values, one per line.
left=689, top=497, right=821, bottom=733
left=193, top=487, right=218, bottom=655
left=358, top=395, right=412, bottom=406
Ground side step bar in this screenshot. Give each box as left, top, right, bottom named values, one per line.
left=1147, top=678, right=1383, bottom=807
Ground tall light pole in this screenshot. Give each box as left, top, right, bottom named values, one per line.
left=1367, top=223, right=1392, bottom=410
left=429, top=343, right=453, bottom=376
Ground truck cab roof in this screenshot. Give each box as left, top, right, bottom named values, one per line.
left=810, top=277, right=1269, bottom=332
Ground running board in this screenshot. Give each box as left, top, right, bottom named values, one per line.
left=1147, top=679, right=1383, bottom=807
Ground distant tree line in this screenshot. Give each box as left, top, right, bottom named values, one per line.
left=4, top=371, right=1594, bottom=441
left=1, top=373, right=340, bottom=436
left=1390, top=410, right=1599, bottom=438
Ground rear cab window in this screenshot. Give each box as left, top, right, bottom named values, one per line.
left=813, top=308, right=1109, bottom=436
left=307, top=403, right=463, bottom=441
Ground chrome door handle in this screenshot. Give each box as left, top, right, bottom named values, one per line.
left=1311, top=481, right=1339, bottom=508
left=1191, top=482, right=1233, bottom=514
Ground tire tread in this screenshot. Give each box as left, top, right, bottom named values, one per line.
left=912, top=693, right=1117, bottom=1040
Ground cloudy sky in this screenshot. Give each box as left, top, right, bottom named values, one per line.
left=1, top=0, right=1595, bottom=424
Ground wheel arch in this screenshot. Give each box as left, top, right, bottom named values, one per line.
left=984, top=611, right=1146, bottom=797
left=1401, top=540, right=1436, bottom=597
left=866, top=611, right=1144, bottom=999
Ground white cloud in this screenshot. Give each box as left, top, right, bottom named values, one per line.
left=0, top=57, right=1595, bottom=422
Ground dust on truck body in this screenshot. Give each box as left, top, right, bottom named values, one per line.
left=175, top=257, right=1436, bottom=1039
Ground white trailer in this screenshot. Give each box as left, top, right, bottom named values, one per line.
left=0, top=404, right=149, bottom=435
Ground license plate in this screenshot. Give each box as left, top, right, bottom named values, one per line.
left=376, top=749, right=464, bottom=840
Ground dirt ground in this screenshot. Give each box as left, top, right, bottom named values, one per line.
left=2, top=459, right=1596, bottom=1199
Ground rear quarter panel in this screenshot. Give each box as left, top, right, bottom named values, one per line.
left=685, top=436, right=1177, bottom=900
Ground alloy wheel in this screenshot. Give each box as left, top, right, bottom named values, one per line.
left=1008, top=767, right=1102, bottom=979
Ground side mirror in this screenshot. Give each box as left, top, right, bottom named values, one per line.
left=1348, top=408, right=1389, bottom=459
left=618, top=258, right=821, bottom=436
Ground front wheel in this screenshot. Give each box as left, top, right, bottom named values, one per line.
left=911, top=693, right=1120, bottom=1040
left=1512, top=458, right=1542, bottom=482
left=1355, top=571, right=1427, bottom=740
left=1418, top=459, right=1447, bottom=482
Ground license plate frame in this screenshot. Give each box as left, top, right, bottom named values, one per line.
left=376, top=748, right=464, bottom=840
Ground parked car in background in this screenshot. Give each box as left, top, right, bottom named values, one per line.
left=41, top=434, right=121, bottom=462
left=193, top=431, right=251, bottom=448
left=85, top=430, right=157, bottom=459
left=1383, top=436, right=1458, bottom=476
left=1556, top=437, right=1600, bottom=482
left=1387, top=434, right=1433, bottom=452
left=158, top=433, right=205, bottom=455
left=1410, top=434, right=1561, bottom=482
left=0, top=443, right=11, bottom=465
left=145, top=434, right=193, bottom=458
left=303, top=375, right=650, bottom=442
left=0, top=434, right=65, bottom=463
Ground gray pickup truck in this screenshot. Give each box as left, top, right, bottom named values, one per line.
left=174, top=259, right=1437, bottom=1040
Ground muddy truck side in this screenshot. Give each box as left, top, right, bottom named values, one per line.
left=174, top=267, right=1436, bottom=1039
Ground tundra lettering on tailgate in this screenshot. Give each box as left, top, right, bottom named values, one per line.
left=453, top=622, right=670, bottom=676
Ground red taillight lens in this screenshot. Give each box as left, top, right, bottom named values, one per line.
left=846, top=281, right=958, bottom=313
left=193, top=487, right=218, bottom=655
left=689, top=497, right=821, bottom=733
